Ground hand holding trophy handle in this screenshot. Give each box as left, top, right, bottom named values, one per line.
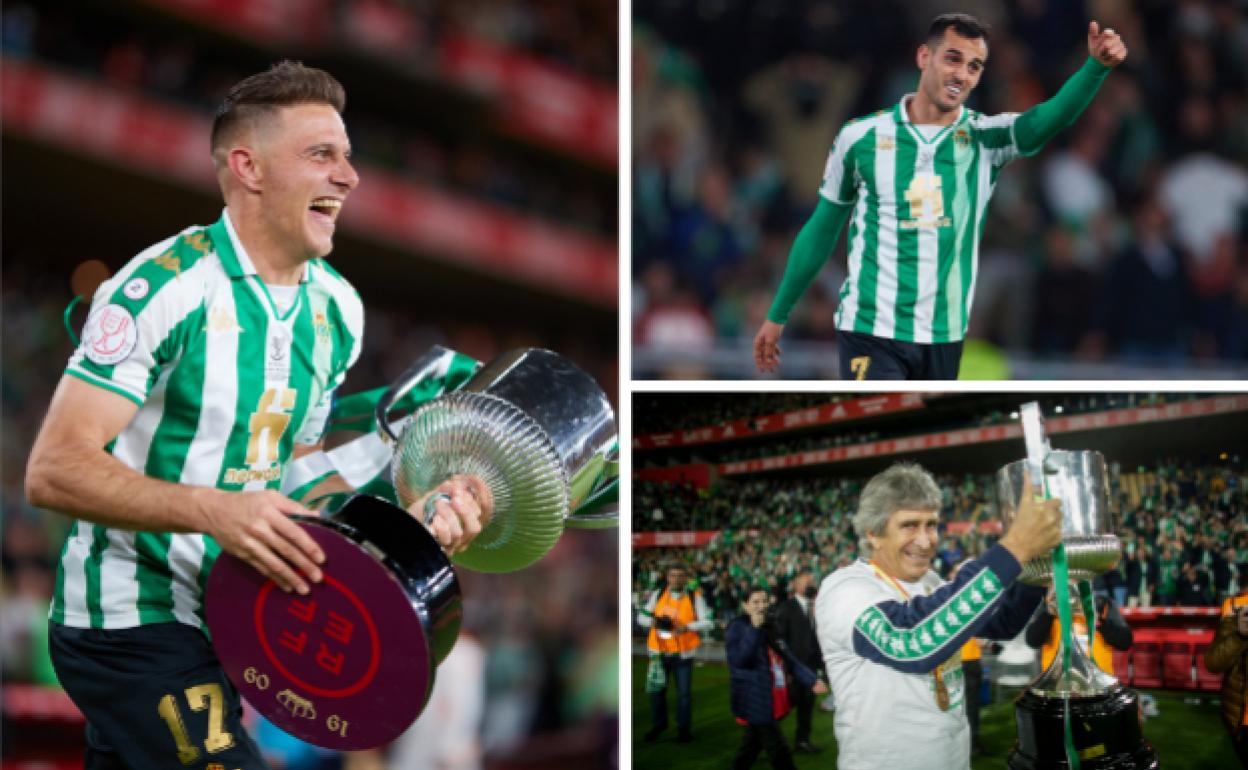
left=381, top=347, right=618, bottom=572
left=999, top=471, right=1064, bottom=566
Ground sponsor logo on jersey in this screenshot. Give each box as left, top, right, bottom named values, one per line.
left=223, top=466, right=283, bottom=484
left=206, top=306, right=243, bottom=334
left=83, top=304, right=138, bottom=365
left=185, top=231, right=211, bottom=255
left=155, top=251, right=181, bottom=276
left=877, top=135, right=896, bottom=151
left=122, top=277, right=149, bottom=300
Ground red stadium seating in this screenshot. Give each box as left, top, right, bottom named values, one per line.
left=1162, top=641, right=1196, bottom=689
left=1111, top=649, right=1131, bottom=683
left=1130, top=631, right=1163, bottom=688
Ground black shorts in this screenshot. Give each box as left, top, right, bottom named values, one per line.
left=837, top=330, right=964, bottom=380
left=49, top=621, right=269, bottom=770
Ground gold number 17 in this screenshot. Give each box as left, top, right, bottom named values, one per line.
left=157, top=683, right=236, bottom=765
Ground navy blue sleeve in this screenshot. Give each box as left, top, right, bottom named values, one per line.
left=851, top=544, right=1023, bottom=674
left=726, top=617, right=764, bottom=669
left=978, top=582, right=1047, bottom=640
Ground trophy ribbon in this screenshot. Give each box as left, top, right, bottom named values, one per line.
left=1020, top=402, right=1103, bottom=770
left=1021, top=401, right=1081, bottom=770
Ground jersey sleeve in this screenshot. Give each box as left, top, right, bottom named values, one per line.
left=848, top=545, right=1025, bottom=674
left=818, top=128, right=859, bottom=205
left=65, top=243, right=201, bottom=407
left=1013, top=57, right=1112, bottom=157
left=975, top=112, right=1025, bottom=170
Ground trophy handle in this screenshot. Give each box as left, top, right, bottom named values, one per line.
left=375, top=346, right=456, bottom=443
left=566, top=447, right=618, bottom=529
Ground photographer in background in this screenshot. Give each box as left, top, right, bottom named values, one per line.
left=639, top=563, right=713, bottom=743
left=1025, top=581, right=1133, bottom=675
left=772, top=571, right=826, bottom=753
left=1206, top=570, right=1248, bottom=765
left=727, top=587, right=828, bottom=770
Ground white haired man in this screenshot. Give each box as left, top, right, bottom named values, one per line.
left=816, top=463, right=1062, bottom=770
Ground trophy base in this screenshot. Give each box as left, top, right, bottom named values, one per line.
left=1007, top=684, right=1159, bottom=770
left=206, top=496, right=460, bottom=750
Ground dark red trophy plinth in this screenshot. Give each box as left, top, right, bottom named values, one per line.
left=206, top=495, right=460, bottom=750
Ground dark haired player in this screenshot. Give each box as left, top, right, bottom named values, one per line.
left=754, top=14, right=1127, bottom=380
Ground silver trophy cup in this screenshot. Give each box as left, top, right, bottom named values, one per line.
left=377, top=347, right=617, bottom=572
left=998, top=405, right=1157, bottom=769
left=996, top=450, right=1121, bottom=586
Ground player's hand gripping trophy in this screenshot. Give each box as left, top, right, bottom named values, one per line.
left=998, top=402, right=1156, bottom=770
left=206, top=347, right=617, bottom=750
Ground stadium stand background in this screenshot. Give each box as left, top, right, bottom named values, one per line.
left=1, top=2, right=617, bottom=768
left=631, top=391, right=1248, bottom=767
left=632, top=392, right=1248, bottom=629
left=632, top=0, right=1248, bottom=379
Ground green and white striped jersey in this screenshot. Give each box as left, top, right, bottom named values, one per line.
left=823, top=96, right=1029, bottom=343
left=52, top=210, right=363, bottom=630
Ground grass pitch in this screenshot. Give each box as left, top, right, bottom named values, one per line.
left=631, top=657, right=1236, bottom=769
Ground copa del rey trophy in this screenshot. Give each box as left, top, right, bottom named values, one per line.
left=997, top=402, right=1157, bottom=770
left=206, top=348, right=617, bottom=750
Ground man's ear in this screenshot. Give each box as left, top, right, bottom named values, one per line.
left=227, top=146, right=264, bottom=194
left=917, top=43, right=931, bottom=71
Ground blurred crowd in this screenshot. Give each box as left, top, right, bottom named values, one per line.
left=635, top=392, right=1192, bottom=467
left=633, top=0, right=1248, bottom=367
left=633, top=392, right=856, bottom=434
left=2, top=0, right=616, bottom=234
left=633, top=459, right=1248, bottom=637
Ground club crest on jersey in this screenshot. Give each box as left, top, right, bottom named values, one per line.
left=313, top=311, right=332, bottom=343
left=954, top=128, right=971, bottom=149
left=83, top=304, right=138, bottom=365
left=122, top=277, right=149, bottom=300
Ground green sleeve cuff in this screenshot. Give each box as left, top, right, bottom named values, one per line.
left=1014, top=56, right=1111, bottom=156
left=766, top=198, right=852, bottom=324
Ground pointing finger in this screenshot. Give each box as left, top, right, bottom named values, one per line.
left=1089, top=20, right=1100, bottom=39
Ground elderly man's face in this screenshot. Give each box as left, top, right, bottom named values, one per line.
left=869, top=508, right=940, bottom=582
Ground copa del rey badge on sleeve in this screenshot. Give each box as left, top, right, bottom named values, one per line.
left=205, top=495, right=460, bottom=751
